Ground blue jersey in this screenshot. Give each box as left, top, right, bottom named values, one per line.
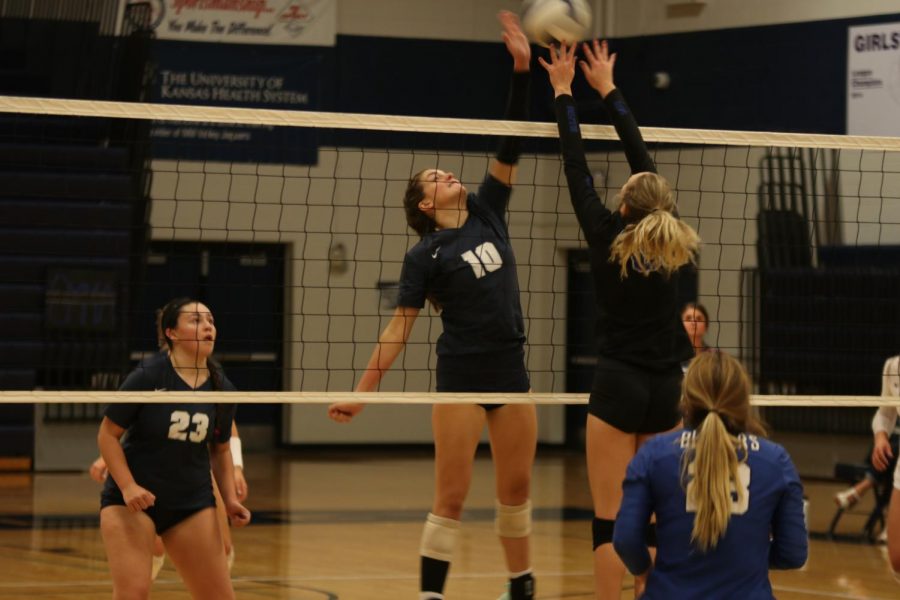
left=396, top=174, right=525, bottom=356
left=614, top=429, right=808, bottom=599
left=102, top=352, right=237, bottom=508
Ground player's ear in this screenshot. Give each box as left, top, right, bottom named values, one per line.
left=418, top=197, right=434, bottom=212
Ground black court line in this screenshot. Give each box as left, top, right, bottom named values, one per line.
left=0, top=506, right=596, bottom=531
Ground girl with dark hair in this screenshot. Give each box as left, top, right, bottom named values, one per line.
left=97, top=298, right=250, bottom=599
left=328, top=12, right=537, bottom=600
left=540, top=41, right=701, bottom=598
left=681, top=302, right=711, bottom=356
left=613, top=352, right=808, bottom=599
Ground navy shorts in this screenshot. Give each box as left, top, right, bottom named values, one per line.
left=589, top=357, right=683, bottom=434
left=436, top=346, right=530, bottom=411
left=101, top=487, right=215, bottom=535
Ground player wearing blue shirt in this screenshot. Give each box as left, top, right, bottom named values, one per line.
left=97, top=298, right=250, bottom=600
left=541, top=41, right=701, bottom=599
left=329, top=12, right=537, bottom=600
left=614, top=352, right=808, bottom=599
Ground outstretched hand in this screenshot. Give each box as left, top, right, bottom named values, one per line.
left=580, top=39, right=617, bottom=98
left=499, top=10, right=530, bottom=71
left=538, top=42, right=576, bottom=97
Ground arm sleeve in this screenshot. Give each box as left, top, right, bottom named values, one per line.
left=476, top=175, right=513, bottom=219
left=613, top=447, right=654, bottom=575
left=495, top=71, right=531, bottom=166
left=396, top=249, right=429, bottom=309
left=104, top=368, right=147, bottom=429
left=768, top=449, right=809, bottom=569
left=600, top=88, right=656, bottom=175
left=553, top=94, right=616, bottom=244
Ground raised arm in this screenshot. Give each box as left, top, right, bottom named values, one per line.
left=328, top=305, right=420, bottom=422
left=540, top=42, right=612, bottom=242
left=580, top=40, right=656, bottom=175
left=489, top=10, right=531, bottom=188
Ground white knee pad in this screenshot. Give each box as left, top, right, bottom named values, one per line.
left=495, top=500, right=532, bottom=538
left=420, top=513, right=460, bottom=562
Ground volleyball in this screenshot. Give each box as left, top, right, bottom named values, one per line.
left=521, top=0, right=593, bottom=47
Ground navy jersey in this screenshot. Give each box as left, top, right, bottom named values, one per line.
left=396, top=174, right=526, bottom=356
left=554, top=92, right=693, bottom=371
left=102, top=352, right=237, bottom=508
left=614, top=429, right=808, bottom=599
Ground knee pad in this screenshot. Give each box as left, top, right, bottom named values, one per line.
left=420, top=513, right=461, bottom=562
left=495, top=500, right=532, bottom=538
left=592, top=517, right=615, bottom=550
left=645, top=523, right=657, bottom=548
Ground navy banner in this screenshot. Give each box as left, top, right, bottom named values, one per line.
left=150, top=40, right=324, bottom=164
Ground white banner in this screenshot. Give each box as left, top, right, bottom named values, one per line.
left=847, top=22, right=900, bottom=136
left=119, top=0, right=337, bottom=46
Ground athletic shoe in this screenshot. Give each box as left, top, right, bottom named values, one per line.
left=834, top=487, right=860, bottom=509
left=151, top=553, right=165, bottom=580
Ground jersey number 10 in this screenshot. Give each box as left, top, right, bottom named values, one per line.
left=461, top=242, right=503, bottom=279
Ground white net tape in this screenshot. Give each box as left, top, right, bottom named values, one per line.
left=2, top=94, right=900, bottom=150
left=2, top=391, right=900, bottom=407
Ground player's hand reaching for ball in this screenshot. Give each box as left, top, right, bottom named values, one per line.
left=580, top=39, right=617, bottom=98
left=499, top=10, right=530, bottom=72
left=538, top=41, right=576, bottom=97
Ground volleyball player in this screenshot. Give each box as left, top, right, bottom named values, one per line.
left=681, top=302, right=712, bottom=356
left=540, top=40, right=700, bottom=598
left=89, top=418, right=248, bottom=577
left=97, top=298, right=250, bottom=599
left=328, top=11, right=536, bottom=600
left=613, top=352, right=808, bottom=598
left=870, top=354, right=900, bottom=577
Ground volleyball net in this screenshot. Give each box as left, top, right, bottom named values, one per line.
left=1, top=94, right=900, bottom=435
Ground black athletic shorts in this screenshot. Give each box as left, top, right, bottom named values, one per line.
left=589, top=357, right=683, bottom=434
left=101, top=487, right=215, bottom=535
left=436, top=346, right=530, bottom=411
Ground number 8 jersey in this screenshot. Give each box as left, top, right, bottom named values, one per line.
left=614, top=429, right=808, bottom=599
left=102, top=352, right=237, bottom=508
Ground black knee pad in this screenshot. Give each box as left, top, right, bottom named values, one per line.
left=645, top=523, right=658, bottom=548
left=592, top=517, right=615, bottom=550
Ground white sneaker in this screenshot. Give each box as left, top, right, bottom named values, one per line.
left=496, top=584, right=511, bottom=600
left=151, top=553, right=165, bottom=580
left=834, top=487, right=859, bottom=509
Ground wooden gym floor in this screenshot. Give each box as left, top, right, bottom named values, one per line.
left=0, top=444, right=898, bottom=599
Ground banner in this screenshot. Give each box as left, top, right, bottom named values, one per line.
left=847, top=22, right=900, bottom=136
left=120, top=0, right=336, bottom=46
left=150, top=41, right=324, bottom=164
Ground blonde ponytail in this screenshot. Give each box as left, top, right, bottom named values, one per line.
left=683, top=412, right=744, bottom=552
left=680, top=351, right=765, bottom=553
left=609, top=172, right=700, bottom=278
